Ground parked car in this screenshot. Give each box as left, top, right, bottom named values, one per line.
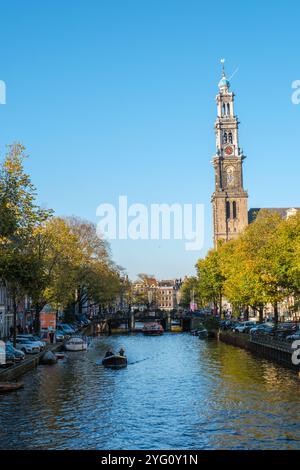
left=6, top=342, right=25, bottom=362
left=274, top=329, right=295, bottom=340
left=16, top=334, right=46, bottom=350
left=286, top=330, right=300, bottom=342
left=55, top=331, right=65, bottom=342
left=234, top=321, right=256, bottom=333
left=3, top=345, right=16, bottom=365
left=69, top=323, right=79, bottom=332
left=15, top=338, right=40, bottom=354
left=77, top=317, right=91, bottom=326
left=221, top=320, right=237, bottom=330
left=272, top=323, right=298, bottom=339
left=277, top=322, right=298, bottom=332
left=250, top=324, right=275, bottom=335
left=58, top=323, right=76, bottom=334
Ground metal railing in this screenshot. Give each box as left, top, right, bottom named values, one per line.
left=250, top=333, right=293, bottom=353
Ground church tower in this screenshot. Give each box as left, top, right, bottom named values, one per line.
left=211, top=61, right=248, bottom=247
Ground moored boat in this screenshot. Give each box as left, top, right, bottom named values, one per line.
left=142, top=322, right=164, bottom=336
left=0, top=382, right=24, bottom=393
left=39, top=350, right=57, bottom=365
left=64, top=337, right=87, bottom=351
left=198, top=328, right=208, bottom=339
left=102, top=354, right=127, bottom=369
left=171, top=321, right=182, bottom=333
left=55, top=353, right=65, bottom=360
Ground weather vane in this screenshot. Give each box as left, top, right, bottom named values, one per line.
left=220, top=58, right=226, bottom=76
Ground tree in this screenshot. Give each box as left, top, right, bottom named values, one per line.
left=196, top=248, right=225, bottom=314
left=0, top=144, right=52, bottom=343
left=195, top=209, right=300, bottom=324
left=26, top=217, right=85, bottom=331
left=240, top=210, right=288, bottom=324
left=179, top=276, right=200, bottom=308
left=66, top=217, right=122, bottom=316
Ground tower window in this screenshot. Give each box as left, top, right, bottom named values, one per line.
left=222, top=103, right=226, bottom=116
left=232, top=201, right=237, bottom=219
left=227, top=103, right=230, bottom=115
left=228, top=132, right=233, bottom=143
left=223, top=132, right=227, bottom=144
left=226, top=201, right=230, bottom=219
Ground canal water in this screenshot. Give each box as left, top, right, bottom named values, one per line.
left=1, top=333, right=300, bottom=450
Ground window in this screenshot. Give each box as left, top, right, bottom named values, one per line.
left=226, top=201, right=230, bottom=219
left=227, top=103, right=230, bottom=115
left=223, top=132, right=227, bottom=144
left=228, top=132, right=233, bottom=143
left=233, top=201, right=237, bottom=219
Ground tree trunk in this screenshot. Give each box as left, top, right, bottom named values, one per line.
left=78, top=287, right=83, bottom=315
left=259, top=305, right=264, bottom=323
left=34, top=305, right=41, bottom=334
left=219, top=291, right=222, bottom=318
left=12, top=296, right=17, bottom=348
left=273, top=302, right=279, bottom=325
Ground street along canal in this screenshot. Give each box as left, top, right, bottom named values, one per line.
left=0, top=333, right=300, bottom=450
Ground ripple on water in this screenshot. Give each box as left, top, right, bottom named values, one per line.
left=0, top=334, right=300, bottom=449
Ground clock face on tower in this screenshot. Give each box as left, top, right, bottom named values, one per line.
left=225, top=145, right=233, bottom=156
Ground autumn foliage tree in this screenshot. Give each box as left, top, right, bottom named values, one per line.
left=193, top=210, right=300, bottom=323
left=0, top=144, right=52, bottom=343
left=0, top=145, right=122, bottom=338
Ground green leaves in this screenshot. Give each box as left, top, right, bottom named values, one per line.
left=196, top=249, right=225, bottom=308
left=179, top=276, right=199, bottom=308
left=0, top=143, right=52, bottom=239
left=193, top=210, right=300, bottom=318
left=0, top=145, right=122, bottom=334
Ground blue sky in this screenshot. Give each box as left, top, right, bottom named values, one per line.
left=0, top=0, right=299, bottom=279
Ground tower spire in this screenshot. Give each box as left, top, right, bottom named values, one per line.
left=220, top=58, right=226, bottom=77
left=218, top=59, right=230, bottom=91
left=211, top=65, right=248, bottom=247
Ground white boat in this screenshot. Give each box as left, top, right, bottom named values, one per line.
left=64, top=337, right=87, bottom=351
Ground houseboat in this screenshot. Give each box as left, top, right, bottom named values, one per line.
left=64, top=337, right=87, bottom=351
left=142, top=322, right=164, bottom=336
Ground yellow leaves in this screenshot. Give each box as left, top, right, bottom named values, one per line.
left=195, top=210, right=300, bottom=309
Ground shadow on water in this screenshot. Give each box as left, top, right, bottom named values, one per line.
left=0, top=333, right=300, bottom=450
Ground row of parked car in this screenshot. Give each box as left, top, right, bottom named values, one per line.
left=220, top=319, right=300, bottom=342
left=2, top=334, right=47, bottom=366
left=55, top=319, right=91, bottom=341
left=1, top=317, right=92, bottom=366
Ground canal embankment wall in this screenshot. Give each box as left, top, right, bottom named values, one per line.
left=0, top=324, right=93, bottom=382
left=0, top=343, right=62, bottom=382
left=219, top=331, right=299, bottom=372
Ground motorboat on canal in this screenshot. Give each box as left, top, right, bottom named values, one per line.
left=0, top=382, right=24, bottom=393
left=102, top=354, right=127, bottom=369
left=64, top=337, right=88, bottom=351
left=142, top=322, right=164, bottom=336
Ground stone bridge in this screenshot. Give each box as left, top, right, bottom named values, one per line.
left=91, top=310, right=201, bottom=334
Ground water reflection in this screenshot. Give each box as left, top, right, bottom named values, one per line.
left=0, top=334, right=299, bottom=449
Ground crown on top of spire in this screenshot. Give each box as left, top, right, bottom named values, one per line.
left=218, top=58, right=230, bottom=90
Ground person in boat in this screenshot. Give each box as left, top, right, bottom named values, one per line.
left=119, top=347, right=125, bottom=357
left=105, top=349, right=114, bottom=358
